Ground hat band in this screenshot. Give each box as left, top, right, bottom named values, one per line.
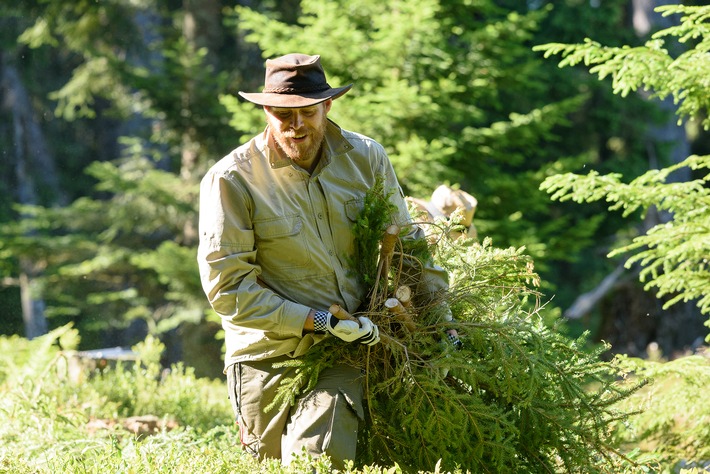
left=263, top=83, right=332, bottom=94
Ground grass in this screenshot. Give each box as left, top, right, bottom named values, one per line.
left=1, top=325, right=708, bottom=474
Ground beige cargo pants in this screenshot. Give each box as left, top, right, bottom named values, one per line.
left=226, top=357, right=365, bottom=471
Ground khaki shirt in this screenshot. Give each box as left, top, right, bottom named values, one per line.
left=198, top=120, right=448, bottom=369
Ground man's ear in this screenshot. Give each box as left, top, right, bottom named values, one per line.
left=323, top=99, right=333, bottom=113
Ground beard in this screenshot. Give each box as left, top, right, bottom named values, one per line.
left=272, top=116, right=327, bottom=165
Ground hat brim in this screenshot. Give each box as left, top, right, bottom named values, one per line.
left=238, top=84, right=352, bottom=108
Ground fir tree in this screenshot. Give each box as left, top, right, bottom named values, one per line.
left=535, top=4, right=710, bottom=334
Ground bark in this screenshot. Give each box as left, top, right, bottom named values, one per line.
left=1, top=54, right=67, bottom=206
left=0, top=51, right=67, bottom=339
left=19, top=271, right=47, bottom=339
left=180, top=0, right=224, bottom=244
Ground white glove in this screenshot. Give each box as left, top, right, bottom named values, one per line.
left=315, top=311, right=380, bottom=346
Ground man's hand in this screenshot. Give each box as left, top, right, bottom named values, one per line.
left=315, top=311, right=380, bottom=346
left=436, top=303, right=462, bottom=350
left=446, top=329, right=463, bottom=350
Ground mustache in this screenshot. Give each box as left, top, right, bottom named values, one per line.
left=282, top=130, right=309, bottom=138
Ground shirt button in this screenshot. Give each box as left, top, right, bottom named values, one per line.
left=318, top=213, right=323, bottom=219
left=328, top=249, right=334, bottom=255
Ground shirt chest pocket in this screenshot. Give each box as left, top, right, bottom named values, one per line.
left=344, top=198, right=364, bottom=222
left=253, top=215, right=312, bottom=271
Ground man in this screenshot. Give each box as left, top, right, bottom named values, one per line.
left=197, top=53, right=449, bottom=469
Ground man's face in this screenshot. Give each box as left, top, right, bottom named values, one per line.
left=265, top=100, right=332, bottom=167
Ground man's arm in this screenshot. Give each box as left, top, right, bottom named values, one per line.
left=197, top=169, right=379, bottom=346
left=197, top=169, right=312, bottom=336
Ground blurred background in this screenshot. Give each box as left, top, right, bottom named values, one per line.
left=1, top=0, right=708, bottom=379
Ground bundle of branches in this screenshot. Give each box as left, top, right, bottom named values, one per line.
left=272, top=177, right=646, bottom=473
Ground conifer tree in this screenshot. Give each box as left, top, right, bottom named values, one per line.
left=535, top=4, right=710, bottom=334
left=0, top=1, right=231, bottom=363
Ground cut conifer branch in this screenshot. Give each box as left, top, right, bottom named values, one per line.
left=395, top=285, right=412, bottom=308
left=270, top=176, right=647, bottom=472
left=384, top=297, right=417, bottom=333
left=329, top=303, right=359, bottom=323
left=368, top=224, right=400, bottom=309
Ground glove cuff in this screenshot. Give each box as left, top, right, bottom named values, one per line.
left=447, top=332, right=463, bottom=350
left=313, top=310, right=331, bottom=334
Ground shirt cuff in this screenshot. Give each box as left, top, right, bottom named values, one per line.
left=280, top=300, right=312, bottom=337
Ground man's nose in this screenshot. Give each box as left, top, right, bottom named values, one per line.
left=291, top=111, right=304, bottom=129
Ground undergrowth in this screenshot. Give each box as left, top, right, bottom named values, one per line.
left=0, top=323, right=708, bottom=473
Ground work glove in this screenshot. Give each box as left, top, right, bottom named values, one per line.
left=434, top=303, right=463, bottom=350
left=445, top=330, right=463, bottom=351
left=437, top=304, right=462, bottom=379
left=314, top=311, right=380, bottom=346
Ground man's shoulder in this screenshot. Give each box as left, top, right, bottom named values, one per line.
left=332, top=125, right=386, bottom=156
left=340, top=127, right=378, bottom=145
left=207, top=135, right=265, bottom=176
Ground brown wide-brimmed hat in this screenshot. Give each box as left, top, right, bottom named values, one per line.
left=238, top=53, right=352, bottom=108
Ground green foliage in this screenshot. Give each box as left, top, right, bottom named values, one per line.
left=15, top=0, right=144, bottom=121
left=2, top=0, right=232, bottom=357
left=537, top=4, right=710, bottom=334
left=84, top=336, right=231, bottom=428
left=347, top=175, right=398, bottom=288
left=614, top=354, right=710, bottom=472
left=0, top=149, right=206, bottom=346
left=542, top=155, right=710, bottom=319
left=0, top=328, right=238, bottom=473
left=535, top=5, right=710, bottom=129
left=0, top=328, right=705, bottom=474
left=0, top=327, right=248, bottom=473
left=0, top=324, right=78, bottom=387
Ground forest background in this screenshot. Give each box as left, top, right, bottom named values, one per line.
left=2, top=0, right=707, bottom=376
left=1, top=0, right=710, bottom=472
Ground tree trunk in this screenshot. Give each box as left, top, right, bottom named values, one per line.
left=181, top=0, right=224, bottom=244
left=19, top=271, right=47, bottom=339
left=1, top=51, right=67, bottom=339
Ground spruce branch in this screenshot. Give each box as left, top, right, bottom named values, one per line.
left=269, top=176, right=645, bottom=472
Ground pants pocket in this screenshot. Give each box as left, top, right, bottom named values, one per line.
left=321, top=391, right=360, bottom=465
left=226, top=363, right=241, bottom=418
left=283, top=384, right=362, bottom=470
left=227, top=363, right=260, bottom=458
